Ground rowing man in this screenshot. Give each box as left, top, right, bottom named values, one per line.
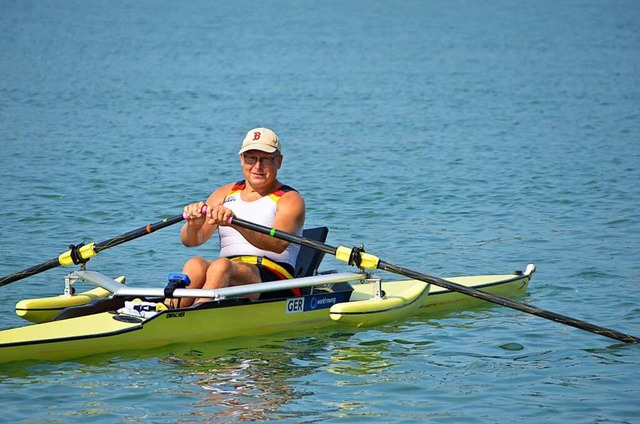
left=169, top=128, right=305, bottom=307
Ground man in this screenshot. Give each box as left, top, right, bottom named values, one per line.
left=172, top=128, right=305, bottom=307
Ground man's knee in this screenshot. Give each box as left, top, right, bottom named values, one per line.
left=207, top=257, right=233, bottom=274
left=184, top=256, right=208, bottom=269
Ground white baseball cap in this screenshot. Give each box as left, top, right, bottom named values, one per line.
left=238, top=128, right=281, bottom=154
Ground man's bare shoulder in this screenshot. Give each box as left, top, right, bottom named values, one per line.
left=278, top=188, right=306, bottom=216
left=208, top=181, right=240, bottom=203
left=280, top=186, right=304, bottom=201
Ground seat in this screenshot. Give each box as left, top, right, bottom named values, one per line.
left=257, top=226, right=328, bottom=300
left=294, top=226, right=329, bottom=277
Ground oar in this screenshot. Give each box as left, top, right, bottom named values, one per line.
left=230, top=217, right=640, bottom=344
left=0, top=213, right=186, bottom=288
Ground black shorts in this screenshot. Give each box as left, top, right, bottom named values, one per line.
left=257, top=261, right=295, bottom=282
left=255, top=261, right=299, bottom=299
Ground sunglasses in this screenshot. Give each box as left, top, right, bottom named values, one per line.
left=242, top=154, right=279, bottom=166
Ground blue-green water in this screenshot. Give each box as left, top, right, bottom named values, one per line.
left=1, top=0, right=639, bottom=422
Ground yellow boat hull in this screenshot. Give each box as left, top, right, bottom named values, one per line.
left=15, top=277, right=125, bottom=324
left=1, top=300, right=337, bottom=364
left=331, top=280, right=430, bottom=327
left=1, top=280, right=424, bottom=364
left=421, top=272, right=531, bottom=313
left=0, top=269, right=533, bottom=364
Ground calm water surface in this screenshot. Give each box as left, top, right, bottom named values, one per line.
left=1, top=0, right=639, bottom=422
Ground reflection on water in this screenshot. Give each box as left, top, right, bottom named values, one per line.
left=327, top=338, right=431, bottom=377
left=155, top=334, right=347, bottom=422
left=182, top=356, right=298, bottom=422
left=153, top=329, right=436, bottom=421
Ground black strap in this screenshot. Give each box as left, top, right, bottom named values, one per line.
left=164, top=280, right=187, bottom=298
left=68, top=243, right=88, bottom=265
left=348, top=246, right=366, bottom=268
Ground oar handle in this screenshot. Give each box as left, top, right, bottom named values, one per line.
left=183, top=204, right=209, bottom=220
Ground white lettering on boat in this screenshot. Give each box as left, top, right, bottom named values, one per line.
left=286, top=294, right=341, bottom=314
left=315, top=297, right=336, bottom=306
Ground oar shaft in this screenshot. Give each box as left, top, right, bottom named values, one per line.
left=0, top=259, right=62, bottom=287
left=230, top=217, right=640, bottom=344
left=0, top=213, right=185, bottom=288
left=93, top=214, right=185, bottom=253
left=378, top=260, right=640, bottom=344
left=232, top=217, right=337, bottom=257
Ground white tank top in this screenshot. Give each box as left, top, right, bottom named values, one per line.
left=218, top=181, right=301, bottom=266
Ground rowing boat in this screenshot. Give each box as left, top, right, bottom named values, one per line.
left=2, top=209, right=634, bottom=365
left=0, top=264, right=534, bottom=364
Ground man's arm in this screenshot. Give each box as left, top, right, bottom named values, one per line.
left=181, top=183, right=235, bottom=247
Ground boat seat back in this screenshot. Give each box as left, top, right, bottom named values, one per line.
left=257, top=226, right=329, bottom=301
left=294, top=227, right=329, bottom=277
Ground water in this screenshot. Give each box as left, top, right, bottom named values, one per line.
left=1, top=0, right=639, bottom=422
